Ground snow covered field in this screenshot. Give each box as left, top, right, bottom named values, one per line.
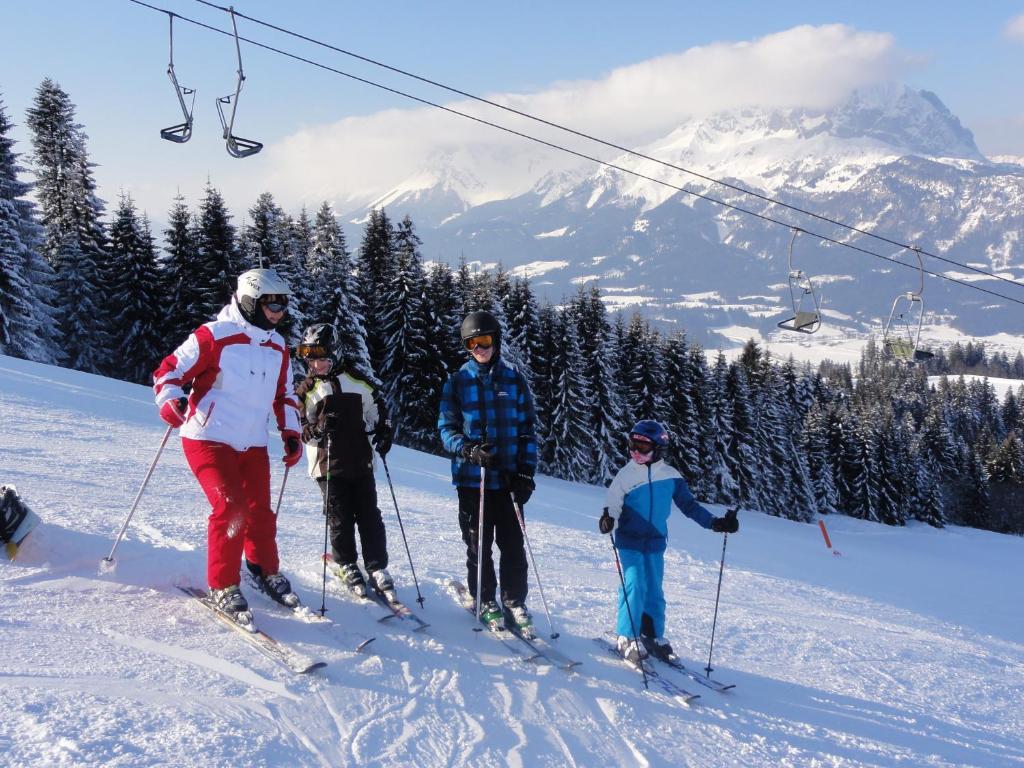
left=717, top=327, right=1024, bottom=370
left=2, top=354, right=1023, bottom=768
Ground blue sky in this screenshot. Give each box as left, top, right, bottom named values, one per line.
left=2, top=1, right=1022, bottom=220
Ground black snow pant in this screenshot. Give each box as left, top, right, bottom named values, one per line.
left=317, top=473, right=388, bottom=573
left=457, top=486, right=528, bottom=606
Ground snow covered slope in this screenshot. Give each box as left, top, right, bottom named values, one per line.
left=2, top=354, right=1023, bottom=768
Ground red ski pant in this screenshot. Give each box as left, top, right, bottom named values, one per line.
left=182, top=438, right=279, bottom=589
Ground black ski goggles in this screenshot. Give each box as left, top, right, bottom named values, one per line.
left=296, top=343, right=331, bottom=360
left=628, top=435, right=656, bottom=455
left=464, top=334, right=494, bottom=351
left=260, top=294, right=288, bottom=313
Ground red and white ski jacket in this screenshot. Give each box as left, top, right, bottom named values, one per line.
left=152, top=300, right=301, bottom=451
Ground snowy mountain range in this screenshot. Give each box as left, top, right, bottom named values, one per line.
left=347, top=84, right=1024, bottom=348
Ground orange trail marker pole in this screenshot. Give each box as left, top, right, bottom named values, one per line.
left=818, top=520, right=833, bottom=549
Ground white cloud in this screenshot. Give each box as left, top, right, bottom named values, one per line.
left=256, top=24, right=905, bottom=213
left=1005, top=14, right=1024, bottom=42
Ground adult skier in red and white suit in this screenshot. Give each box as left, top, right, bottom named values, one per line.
left=152, top=268, right=303, bottom=622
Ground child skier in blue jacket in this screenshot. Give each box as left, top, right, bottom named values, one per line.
left=599, top=419, right=738, bottom=663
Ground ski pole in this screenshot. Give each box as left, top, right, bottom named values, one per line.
left=101, top=424, right=173, bottom=566
left=610, top=534, right=648, bottom=690
left=705, top=531, right=730, bottom=677
left=274, top=465, right=290, bottom=518
left=380, top=455, right=425, bottom=607
left=511, top=496, right=559, bottom=639
left=474, top=466, right=486, bottom=630
left=318, top=435, right=332, bottom=617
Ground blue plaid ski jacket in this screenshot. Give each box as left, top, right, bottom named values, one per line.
left=438, top=356, right=538, bottom=489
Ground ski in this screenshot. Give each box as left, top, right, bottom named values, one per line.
left=178, top=585, right=327, bottom=675
left=449, top=581, right=580, bottom=671
left=319, top=559, right=406, bottom=625
left=446, top=580, right=542, bottom=663
left=644, top=646, right=735, bottom=693
left=244, top=573, right=376, bottom=652
left=367, top=585, right=431, bottom=632
left=508, top=626, right=583, bottom=672
left=593, top=637, right=700, bottom=704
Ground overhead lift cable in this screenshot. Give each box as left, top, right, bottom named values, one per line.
left=125, top=0, right=1024, bottom=309
left=189, top=0, right=1024, bottom=293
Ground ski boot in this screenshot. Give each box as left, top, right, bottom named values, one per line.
left=479, top=600, right=504, bottom=630
left=245, top=561, right=301, bottom=608
left=337, top=562, right=367, bottom=598
left=368, top=568, right=398, bottom=604
left=503, top=600, right=535, bottom=639
left=616, top=635, right=649, bottom=666
left=642, top=635, right=675, bottom=662
left=209, top=585, right=254, bottom=629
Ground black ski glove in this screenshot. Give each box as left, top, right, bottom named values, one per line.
left=598, top=508, right=615, bottom=535
left=711, top=508, right=739, bottom=534
left=461, top=442, right=496, bottom=467
left=373, top=418, right=393, bottom=457
left=507, top=470, right=535, bottom=506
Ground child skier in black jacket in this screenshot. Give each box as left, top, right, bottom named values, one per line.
left=295, top=324, right=395, bottom=599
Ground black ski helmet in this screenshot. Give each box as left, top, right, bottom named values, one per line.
left=461, top=310, right=501, bottom=353
left=297, top=323, right=341, bottom=373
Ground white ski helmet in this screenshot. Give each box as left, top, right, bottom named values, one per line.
left=236, top=268, right=291, bottom=329
left=237, top=267, right=292, bottom=300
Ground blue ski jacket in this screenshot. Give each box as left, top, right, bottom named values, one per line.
left=606, top=459, right=715, bottom=553
left=438, top=356, right=538, bottom=489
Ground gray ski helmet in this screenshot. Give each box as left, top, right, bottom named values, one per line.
left=461, top=310, right=501, bottom=345
left=236, top=267, right=291, bottom=329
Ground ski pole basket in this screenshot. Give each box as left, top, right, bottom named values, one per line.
left=216, top=6, right=263, bottom=158
left=160, top=13, right=195, bottom=144
left=776, top=228, right=822, bottom=334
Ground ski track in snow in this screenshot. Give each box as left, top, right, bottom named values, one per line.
left=2, top=355, right=1024, bottom=767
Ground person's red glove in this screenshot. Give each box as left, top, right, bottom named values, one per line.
left=159, top=397, right=188, bottom=428
left=282, top=430, right=303, bottom=467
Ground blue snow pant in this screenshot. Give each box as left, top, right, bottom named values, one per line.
left=616, top=546, right=666, bottom=639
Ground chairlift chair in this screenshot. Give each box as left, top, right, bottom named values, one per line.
left=777, top=228, right=823, bottom=334
left=882, top=247, right=934, bottom=363
left=216, top=7, right=263, bottom=158
left=160, top=13, right=195, bottom=143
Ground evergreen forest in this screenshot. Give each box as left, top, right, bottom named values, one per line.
left=3, top=80, right=1023, bottom=534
